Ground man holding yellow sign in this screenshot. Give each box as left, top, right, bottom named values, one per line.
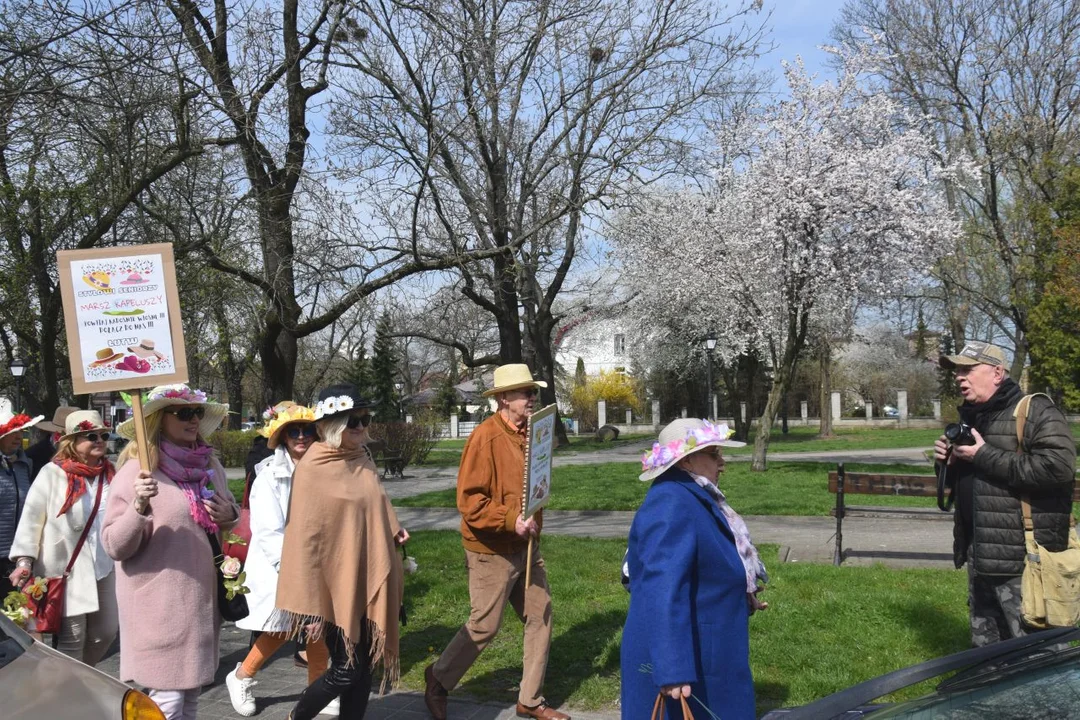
left=424, top=364, right=569, bottom=720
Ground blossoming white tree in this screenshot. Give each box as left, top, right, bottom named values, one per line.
left=615, top=45, right=965, bottom=469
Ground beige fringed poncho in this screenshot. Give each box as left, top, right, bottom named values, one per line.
left=275, top=441, right=403, bottom=688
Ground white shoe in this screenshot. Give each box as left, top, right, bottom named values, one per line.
left=226, top=662, right=257, bottom=716
left=319, top=697, right=341, bottom=716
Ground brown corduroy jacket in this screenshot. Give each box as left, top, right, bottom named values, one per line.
left=457, top=412, right=543, bottom=554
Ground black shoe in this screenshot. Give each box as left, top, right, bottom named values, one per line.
left=293, top=650, right=308, bottom=668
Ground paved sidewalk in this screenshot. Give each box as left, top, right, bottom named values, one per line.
left=95, top=624, right=613, bottom=720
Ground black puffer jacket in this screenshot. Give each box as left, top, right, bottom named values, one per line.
left=950, top=382, right=1077, bottom=575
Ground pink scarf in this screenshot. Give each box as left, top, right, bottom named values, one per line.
left=158, top=439, right=218, bottom=533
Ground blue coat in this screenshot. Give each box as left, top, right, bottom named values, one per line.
left=620, top=468, right=754, bottom=720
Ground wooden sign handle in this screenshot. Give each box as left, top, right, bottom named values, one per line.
left=525, top=534, right=534, bottom=589
left=130, top=392, right=152, bottom=474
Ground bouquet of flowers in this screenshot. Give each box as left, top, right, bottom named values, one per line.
left=218, top=549, right=249, bottom=600
left=2, top=576, right=49, bottom=630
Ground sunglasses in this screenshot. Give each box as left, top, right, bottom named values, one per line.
left=286, top=423, right=318, bottom=440
left=518, top=388, right=540, bottom=398
left=166, top=406, right=205, bottom=422
left=80, top=432, right=111, bottom=443
left=346, top=413, right=372, bottom=429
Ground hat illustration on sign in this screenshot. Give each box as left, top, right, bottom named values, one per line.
left=127, top=339, right=165, bottom=361
left=82, top=271, right=111, bottom=292
left=88, top=347, right=124, bottom=367
left=119, top=273, right=148, bottom=285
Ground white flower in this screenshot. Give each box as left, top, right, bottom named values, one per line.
left=336, top=396, right=354, bottom=412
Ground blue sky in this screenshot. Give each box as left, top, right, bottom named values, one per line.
left=759, top=0, right=849, bottom=79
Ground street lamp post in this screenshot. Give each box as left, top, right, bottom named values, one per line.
left=9, top=356, right=26, bottom=412
left=702, top=335, right=717, bottom=420
left=394, top=381, right=404, bottom=420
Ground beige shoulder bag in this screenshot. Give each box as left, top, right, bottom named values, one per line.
left=1017, top=394, right=1080, bottom=629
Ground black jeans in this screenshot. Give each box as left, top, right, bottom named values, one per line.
left=291, top=622, right=372, bottom=720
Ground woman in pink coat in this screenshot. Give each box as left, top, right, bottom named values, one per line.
left=102, top=385, right=240, bottom=720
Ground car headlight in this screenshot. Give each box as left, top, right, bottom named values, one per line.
left=123, top=689, right=166, bottom=720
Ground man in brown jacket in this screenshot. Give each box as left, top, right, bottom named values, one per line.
left=424, top=364, right=570, bottom=720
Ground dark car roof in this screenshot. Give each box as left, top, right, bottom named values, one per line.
left=762, top=627, right=1080, bottom=720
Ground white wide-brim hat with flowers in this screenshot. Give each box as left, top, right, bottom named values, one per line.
left=117, top=384, right=229, bottom=440
left=264, top=403, right=317, bottom=449
left=481, top=363, right=548, bottom=397
left=59, top=410, right=110, bottom=441
left=0, top=397, right=44, bottom=440
left=639, top=418, right=745, bottom=482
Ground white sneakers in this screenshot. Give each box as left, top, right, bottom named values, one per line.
left=320, top=697, right=341, bottom=716
left=226, top=663, right=257, bottom=716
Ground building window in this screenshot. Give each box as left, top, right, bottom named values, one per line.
left=614, top=333, right=625, bottom=356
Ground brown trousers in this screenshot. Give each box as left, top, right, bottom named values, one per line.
left=432, top=546, right=553, bottom=707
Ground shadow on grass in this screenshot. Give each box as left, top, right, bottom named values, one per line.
left=755, top=681, right=791, bottom=716
left=455, top=608, right=626, bottom=708
left=895, top=597, right=970, bottom=661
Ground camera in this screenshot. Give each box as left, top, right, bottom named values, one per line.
left=944, top=422, right=975, bottom=446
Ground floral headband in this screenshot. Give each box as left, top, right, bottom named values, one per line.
left=120, top=385, right=209, bottom=407
left=314, top=395, right=357, bottom=419
left=641, top=420, right=736, bottom=473
left=150, top=385, right=208, bottom=404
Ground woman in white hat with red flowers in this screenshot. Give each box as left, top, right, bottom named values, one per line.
left=0, top=397, right=43, bottom=598
left=8, top=410, right=118, bottom=665
left=101, top=384, right=239, bottom=720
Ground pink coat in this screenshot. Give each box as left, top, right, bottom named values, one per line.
left=101, top=456, right=237, bottom=690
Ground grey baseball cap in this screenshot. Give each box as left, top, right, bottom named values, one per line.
left=939, top=341, right=1007, bottom=370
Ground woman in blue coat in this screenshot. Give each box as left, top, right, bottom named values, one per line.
left=621, top=419, right=767, bottom=720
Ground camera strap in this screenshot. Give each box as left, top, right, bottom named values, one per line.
left=937, top=452, right=955, bottom=512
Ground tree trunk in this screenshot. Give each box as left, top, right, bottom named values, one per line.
left=529, top=316, right=569, bottom=447
left=817, top=339, right=835, bottom=439
left=751, top=377, right=786, bottom=471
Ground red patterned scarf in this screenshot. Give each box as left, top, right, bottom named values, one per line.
left=55, top=458, right=115, bottom=517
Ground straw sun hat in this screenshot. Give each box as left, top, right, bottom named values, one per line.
left=263, top=403, right=317, bottom=449
left=481, top=364, right=548, bottom=397
left=58, top=410, right=110, bottom=441
left=638, top=418, right=745, bottom=482
left=116, top=384, right=229, bottom=440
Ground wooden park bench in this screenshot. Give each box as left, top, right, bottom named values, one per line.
left=828, top=464, right=942, bottom=566
left=829, top=463, right=1080, bottom=566
left=367, top=440, right=406, bottom=480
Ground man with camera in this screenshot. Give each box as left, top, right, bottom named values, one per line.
left=934, top=341, right=1076, bottom=647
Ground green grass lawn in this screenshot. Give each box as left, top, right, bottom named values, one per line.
left=396, top=461, right=943, bottom=515
left=397, top=532, right=969, bottom=715
left=420, top=433, right=655, bottom=467
left=724, top=425, right=942, bottom=454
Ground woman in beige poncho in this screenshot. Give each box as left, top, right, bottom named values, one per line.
left=275, top=384, right=406, bottom=720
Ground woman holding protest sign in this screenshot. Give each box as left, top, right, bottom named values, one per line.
left=102, top=384, right=240, bottom=720
left=227, top=401, right=334, bottom=718
left=621, top=418, right=766, bottom=720
left=8, top=410, right=118, bottom=665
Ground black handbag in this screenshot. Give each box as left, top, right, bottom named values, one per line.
left=207, top=531, right=249, bottom=622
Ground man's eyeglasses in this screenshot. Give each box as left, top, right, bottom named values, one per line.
left=286, top=423, right=318, bottom=440
left=80, top=432, right=110, bottom=443
left=166, top=407, right=206, bottom=422
left=346, top=413, right=372, bottom=429
left=518, top=388, right=540, bottom=398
